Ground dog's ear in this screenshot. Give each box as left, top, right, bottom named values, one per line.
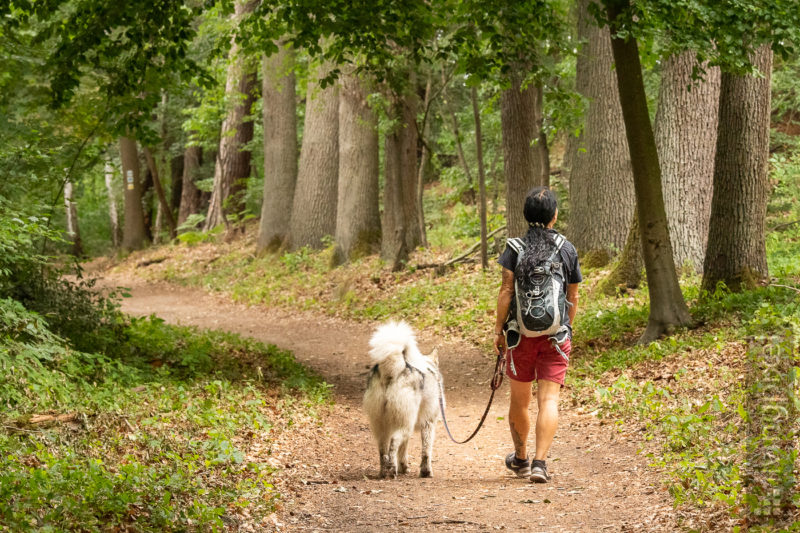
left=429, top=346, right=439, bottom=364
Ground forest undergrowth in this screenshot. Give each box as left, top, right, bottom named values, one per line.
left=0, top=212, right=331, bottom=531
left=106, top=156, right=800, bottom=530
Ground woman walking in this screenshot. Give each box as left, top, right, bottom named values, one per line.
left=494, top=187, right=581, bottom=483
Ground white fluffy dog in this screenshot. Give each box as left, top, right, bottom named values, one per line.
left=363, top=321, right=441, bottom=479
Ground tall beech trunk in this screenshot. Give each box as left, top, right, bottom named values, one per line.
left=205, top=0, right=257, bottom=234
left=333, top=74, right=381, bottom=264
left=605, top=0, right=692, bottom=342
left=655, top=52, right=721, bottom=272
left=257, top=45, right=298, bottom=253
left=104, top=157, right=121, bottom=248
left=703, top=46, right=773, bottom=292
left=63, top=180, right=83, bottom=257
left=381, top=90, right=420, bottom=269
left=178, top=145, right=203, bottom=226
left=119, top=136, right=148, bottom=251
left=500, top=74, right=549, bottom=238
left=287, top=65, right=339, bottom=250
left=567, top=0, right=635, bottom=265
left=472, top=86, right=488, bottom=270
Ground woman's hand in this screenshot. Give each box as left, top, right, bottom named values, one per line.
left=494, top=332, right=506, bottom=356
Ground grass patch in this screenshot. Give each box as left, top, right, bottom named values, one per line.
left=0, top=301, right=330, bottom=532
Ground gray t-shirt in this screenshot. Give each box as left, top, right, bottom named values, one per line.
left=497, top=229, right=583, bottom=291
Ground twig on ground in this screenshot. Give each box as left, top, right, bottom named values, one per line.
left=414, top=226, right=506, bottom=270
left=2, top=424, right=44, bottom=434
left=770, top=283, right=800, bottom=294
left=770, top=219, right=800, bottom=232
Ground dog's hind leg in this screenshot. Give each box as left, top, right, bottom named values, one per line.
left=420, top=420, right=435, bottom=478
left=381, top=433, right=402, bottom=479
left=397, top=434, right=410, bottom=474
left=379, top=437, right=393, bottom=479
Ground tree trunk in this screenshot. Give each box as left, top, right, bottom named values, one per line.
left=655, top=51, right=720, bottom=273
left=401, top=74, right=422, bottom=251
left=567, top=0, right=636, bottom=265
left=472, top=86, right=488, bottom=270
left=104, top=157, right=121, bottom=248
left=500, top=74, right=549, bottom=238
left=381, top=88, right=420, bottom=269
left=333, top=73, right=381, bottom=265
left=170, top=153, right=184, bottom=214
left=416, top=74, right=432, bottom=248
left=178, top=145, right=203, bottom=226
left=204, top=0, right=258, bottom=235
left=63, top=180, right=83, bottom=257
left=257, top=44, right=298, bottom=253
left=605, top=0, right=692, bottom=342
left=143, top=146, right=177, bottom=239
left=140, top=159, right=154, bottom=242
left=702, top=46, right=773, bottom=292
left=119, top=136, right=148, bottom=251
left=287, top=64, right=339, bottom=250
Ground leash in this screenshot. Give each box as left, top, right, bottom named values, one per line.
left=438, top=353, right=506, bottom=444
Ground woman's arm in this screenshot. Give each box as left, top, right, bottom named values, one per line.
left=567, top=282, right=579, bottom=327
left=494, top=268, right=515, bottom=355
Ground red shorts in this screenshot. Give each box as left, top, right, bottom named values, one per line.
left=505, top=335, right=571, bottom=385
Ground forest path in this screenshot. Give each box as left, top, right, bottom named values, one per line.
left=99, top=273, right=676, bottom=532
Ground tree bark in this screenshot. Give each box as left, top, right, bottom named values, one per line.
left=104, top=157, right=121, bottom=248
left=178, top=145, right=203, bottom=226
left=143, top=146, right=177, bottom=239
left=170, top=153, right=184, bottom=214
left=287, top=64, right=339, bottom=250
left=472, top=86, right=488, bottom=270
left=702, top=46, right=773, bottom=292
left=333, top=73, right=381, bottom=265
left=257, top=44, right=298, bottom=253
left=416, top=74, right=432, bottom=248
left=605, top=0, right=692, bottom=342
left=381, top=87, right=420, bottom=269
left=500, top=74, right=549, bottom=238
left=63, top=180, right=83, bottom=257
left=567, top=0, right=636, bottom=265
left=119, top=136, right=148, bottom=251
left=204, top=0, right=258, bottom=235
left=655, top=52, right=720, bottom=273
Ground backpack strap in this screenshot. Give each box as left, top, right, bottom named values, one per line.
left=507, top=237, right=525, bottom=255
left=547, top=234, right=566, bottom=263
left=506, top=238, right=525, bottom=267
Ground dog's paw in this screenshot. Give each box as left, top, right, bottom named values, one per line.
left=380, top=466, right=398, bottom=479
left=419, top=468, right=432, bottom=478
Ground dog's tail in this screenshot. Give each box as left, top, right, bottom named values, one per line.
left=368, top=320, right=416, bottom=367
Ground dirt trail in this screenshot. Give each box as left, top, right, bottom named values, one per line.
left=102, top=274, right=676, bottom=532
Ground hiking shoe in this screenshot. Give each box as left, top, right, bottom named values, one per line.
left=530, top=460, right=550, bottom=483
left=505, top=453, right=531, bottom=477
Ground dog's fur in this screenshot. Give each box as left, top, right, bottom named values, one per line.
left=363, top=321, right=441, bottom=479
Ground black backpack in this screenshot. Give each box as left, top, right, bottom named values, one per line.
left=506, top=234, right=569, bottom=338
